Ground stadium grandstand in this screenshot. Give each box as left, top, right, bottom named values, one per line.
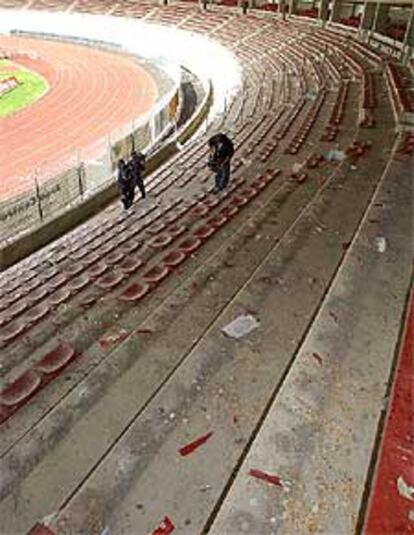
left=0, top=0, right=412, bottom=534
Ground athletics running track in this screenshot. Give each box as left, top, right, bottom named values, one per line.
left=0, top=35, right=158, bottom=200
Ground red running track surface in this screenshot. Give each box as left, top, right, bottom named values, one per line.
left=0, top=35, right=158, bottom=200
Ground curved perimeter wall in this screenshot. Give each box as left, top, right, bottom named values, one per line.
left=0, top=10, right=241, bottom=243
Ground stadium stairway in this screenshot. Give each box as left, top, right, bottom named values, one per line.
left=0, top=3, right=412, bottom=534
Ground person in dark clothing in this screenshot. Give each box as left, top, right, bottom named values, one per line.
left=117, top=158, right=135, bottom=210
left=129, top=150, right=146, bottom=200
left=207, top=133, right=235, bottom=193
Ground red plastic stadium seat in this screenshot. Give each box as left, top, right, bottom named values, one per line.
left=148, top=234, right=173, bottom=249
left=190, top=204, right=210, bottom=217
left=35, top=343, right=76, bottom=374
left=48, top=287, right=71, bottom=306
left=251, top=178, right=267, bottom=190
left=0, top=370, right=41, bottom=406
left=21, top=277, right=41, bottom=294
left=80, top=293, right=98, bottom=307
left=96, top=241, right=116, bottom=256
left=70, top=247, right=89, bottom=260
left=0, top=320, right=25, bottom=343
left=104, top=251, right=125, bottom=265
left=143, top=265, right=170, bottom=284
left=119, top=240, right=141, bottom=254
left=119, top=281, right=150, bottom=302
left=47, top=273, right=68, bottom=289
left=0, top=312, right=9, bottom=327
left=26, top=286, right=49, bottom=304
left=204, top=197, right=220, bottom=208
left=24, top=303, right=49, bottom=324
left=67, top=274, right=90, bottom=292
left=241, top=186, right=258, bottom=199
left=41, top=267, right=58, bottom=281
left=61, top=262, right=84, bottom=276
left=178, top=236, right=202, bottom=253
left=95, top=271, right=124, bottom=289
left=206, top=214, right=228, bottom=228
left=194, top=225, right=216, bottom=239
left=230, top=195, right=248, bottom=207
left=86, top=261, right=108, bottom=278
left=8, top=300, right=28, bottom=318
left=119, top=256, right=143, bottom=274
left=162, top=250, right=187, bottom=267
left=220, top=205, right=239, bottom=218
left=168, top=224, right=186, bottom=238
left=147, top=221, right=167, bottom=235
left=28, top=523, right=56, bottom=535
left=82, top=252, right=101, bottom=266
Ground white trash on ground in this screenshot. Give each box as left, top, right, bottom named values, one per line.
left=324, top=149, right=345, bottom=162
left=397, top=475, right=414, bottom=501
left=222, top=315, right=260, bottom=339
left=292, top=162, right=304, bottom=175
left=375, top=236, right=387, bottom=253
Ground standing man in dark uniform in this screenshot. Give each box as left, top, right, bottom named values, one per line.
left=117, top=158, right=135, bottom=210
left=129, top=150, right=146, bottom=200
left=207, top=133, right=235, bottom=193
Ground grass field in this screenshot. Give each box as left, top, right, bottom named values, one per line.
left=0, top=60, right=49, bottom=118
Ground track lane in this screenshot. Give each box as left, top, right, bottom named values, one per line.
left=0, top=35, right=158, bottom=198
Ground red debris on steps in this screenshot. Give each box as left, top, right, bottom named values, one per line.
left=27, top=523, right=55, bottom=535
left=98, top=327, right=128, bottom=348
left=179, top=431, right=214, bottom=456
left=135, top=328, right=153, bottom=335
left=151, top=516, right=175, bottom=535
left=249, top=468, right=283, bottom=487
left=329, top=311, right=339, bottom=323
left=311, top=352, right=323, bottom=365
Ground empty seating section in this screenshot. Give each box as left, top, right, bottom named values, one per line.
left=0, top=0, right=411, bottom=436
left=321, top=81, right=349, bottom=141
left=386, top=61, right=414, bottom=123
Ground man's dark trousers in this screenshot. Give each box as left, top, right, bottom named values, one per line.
left=215, top=161, right=231, bottom=190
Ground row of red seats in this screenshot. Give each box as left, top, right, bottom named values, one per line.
left=296, top=7, right=318, bottom=18
left=386, top=62, right=414, bottom=115
left=338, top=16, right=361, bottom=29
left=321, top=81, right=349, bottom=141
left=0, top=343, right=76, bottom=424
left=284, top=91, right=326, bottom=155
left=362, top=71, right=377, bottom=109
left=397, top=132, right=414, bottom=155
left=0, top=170, right=280, bottom=425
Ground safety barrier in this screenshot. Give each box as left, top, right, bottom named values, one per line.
left=0, top=33, right=182, bottom=243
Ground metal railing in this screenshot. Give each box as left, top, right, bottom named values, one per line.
left=0, top=78, right=180, bottom=244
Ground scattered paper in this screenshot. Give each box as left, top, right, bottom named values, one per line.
left=397, top=476, right=414, bottom=501
left=222, top=315, right=259, bottom=339
left=324, top=149, right=345, bottom=162
left=375, top=237, right=387, bottom=253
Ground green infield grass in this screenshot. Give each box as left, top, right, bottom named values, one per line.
left=0, top=60, right=49, bottom=118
